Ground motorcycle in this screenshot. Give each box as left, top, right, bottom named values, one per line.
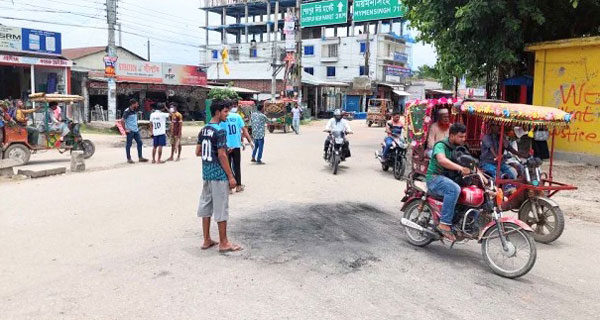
left=400, top=154, right=537, bottom=278
left=376, top=135, right=408, bottom=180
left=325, top=130, right=351, bottom=175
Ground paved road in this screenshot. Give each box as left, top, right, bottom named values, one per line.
left=1, top=120, right=599, bottom=319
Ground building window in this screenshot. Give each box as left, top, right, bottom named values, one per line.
left=327, top=66, right=336, bottom=77
left=328, top=44, right=338, bottom=57
left=359, top=66, right=366, bottom=76
left=304, top=67, right=314, bottom=75
left=304, top=45, right=314, bottom=56
left=360, top=42, right=366, bottom=53
left=249, top=48, right=257, bottom=58
left=211, top=50, right=218, bottom=59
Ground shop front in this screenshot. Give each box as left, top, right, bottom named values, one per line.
left=0, top=53, right=71, bottom=101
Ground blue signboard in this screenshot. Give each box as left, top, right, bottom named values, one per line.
left=21, top=28, right=62, bottom=55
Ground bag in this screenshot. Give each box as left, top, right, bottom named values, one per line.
left=534, top=130, right=549, bottom=141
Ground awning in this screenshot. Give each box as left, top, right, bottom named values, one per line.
left=393, top=90, right=411, bottom=96
left=203, top=85, right=259, bottom=94
left=302, top=71, right=349, bottom=87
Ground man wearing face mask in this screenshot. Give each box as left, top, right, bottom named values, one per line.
left=167, top=102, right=183, bottom=161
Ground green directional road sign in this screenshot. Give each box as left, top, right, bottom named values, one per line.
left=301, top=0, right=348, bottom=28
left=353, top=0, right=404, bottom=22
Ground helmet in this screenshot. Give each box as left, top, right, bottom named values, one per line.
left=333, top=109, right=342, bottom=116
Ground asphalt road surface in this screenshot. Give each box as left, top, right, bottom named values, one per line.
left=1, top=120, right=599, bottom=319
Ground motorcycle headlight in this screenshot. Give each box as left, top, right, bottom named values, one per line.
left=335, top=137, right=344, bottom=144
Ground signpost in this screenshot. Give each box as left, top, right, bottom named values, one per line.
left=300, top=0, right=348, bottom=28
left=353, top=0, right=404, bottom=22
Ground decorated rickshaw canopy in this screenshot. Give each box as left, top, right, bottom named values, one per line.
left=29, top=93, right=84, bottom=103
left=458, top=101, right=572, bottom=128
left=405, top=97, right=461, bottom=109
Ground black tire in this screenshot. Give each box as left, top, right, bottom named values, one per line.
left=81, top=140, right=96, bottom=159
left=332, top=153, right=339, bottom=175
left=393, top=157, right=405, bottom=180
left=367, top=121, right=373, bottom=127
left=268, top=125, right=275, bottom=133
left=3, top=144, right=31, bottom=165
left=283, top=125, right=287, bottom=133
left=518, top=199, right=565, bottom=244
left=381, top=163, right=389, bottom=171
left=481, top=222, right=537, bottom=278
left=402, top=201, right=434, bottom=247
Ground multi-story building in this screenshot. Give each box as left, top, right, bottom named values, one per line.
left=200, top=0, right=411, bottom=114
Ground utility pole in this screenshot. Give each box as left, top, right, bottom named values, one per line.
left=271, top=0, right=280, bottom=100
left=106, top=0, right=117, bottom=122
left=117, top=23, right=122, bottom=47
left=295, top=0, right=302, bottom=106
left=147, top=39, right=151, bottom=61
left=363, top=23, right=370, bottom=112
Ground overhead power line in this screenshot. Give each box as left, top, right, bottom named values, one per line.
left=0, top=16, right=203, bottom=48
left=118, top=0, right=200, bottom=25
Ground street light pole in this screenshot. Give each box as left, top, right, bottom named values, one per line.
left=106, top=0, right=117, bottom=122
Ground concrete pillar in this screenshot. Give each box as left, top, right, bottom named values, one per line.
left=30, top=65, right=35, bottom=109
left=205, top=10, right=210, bottom=63
left=274, top=0, right=279, bottom=42
left=82, top=76, right=89, bottom=123
left=267, top=1, right=271, bottom=42
left=222, top=8, right=227, bottom=44
left=244, top=3, right=249, bottom=43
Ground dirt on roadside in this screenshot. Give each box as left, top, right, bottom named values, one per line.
left=550, top=161, right=600, bottom=223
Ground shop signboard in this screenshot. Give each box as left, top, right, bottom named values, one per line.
left=116, top=61, right=162, bottom=83
left=162, top=63, right=208, bottom=86
left=393, top=51, right=408, bottom=64
left=385, top=65, right=411, bottom=77
left=0, top=54, right=72, bottom=67
left=301, top=0, right=348, bottom=28
left=353, top=0, right=404, bottom=22
left=21, top=28, right=62, bottom=55
left=0, top=25, right=22, bottom=52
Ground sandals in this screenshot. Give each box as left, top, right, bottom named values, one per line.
left=236, top=184, right=245, bottom=192
left=436, top=225, right=456, bottom=242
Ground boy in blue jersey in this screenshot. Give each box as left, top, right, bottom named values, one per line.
left=221, top=102, right=253, bottom=192
left=196, top=100, right=242, bottom=252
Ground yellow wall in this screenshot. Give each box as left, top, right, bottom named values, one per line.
left=530, top=38, right=600, bottom=155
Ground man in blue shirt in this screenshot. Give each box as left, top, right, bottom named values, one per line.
left=122, top=99, right=148, bottom=164
left=221, top=101, right=253, bottom=192
left=196, top=99, right=241, bottom=252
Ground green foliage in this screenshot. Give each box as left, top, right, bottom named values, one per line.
left=404, top=0, right=600, bottom=89
left=207, top=87, right=240, bottom=101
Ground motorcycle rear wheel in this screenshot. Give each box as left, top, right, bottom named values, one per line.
left=481, top=222, right=537, bottom=278
left=402, top=201, right=434, bottom=247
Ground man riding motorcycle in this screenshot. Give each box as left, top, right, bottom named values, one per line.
left=378, top=111, right=404, bottom=162
left=323, top=109, right=352, bottom=159
left=425, top=123, right=471, bottom=241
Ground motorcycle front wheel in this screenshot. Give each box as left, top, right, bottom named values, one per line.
left=331, top=152, right=339, bottom=175
left=481, top=222, right=537, bottom=278
left=393, top=156, right=405, bottom=180
left=402, top=201, right=434, bottom=247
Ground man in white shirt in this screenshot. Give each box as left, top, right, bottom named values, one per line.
left=149, top=104, right=170, bottom=164
left=324, top=109, right=352, bottom=159
left=291, top=104, right=303, bottom=134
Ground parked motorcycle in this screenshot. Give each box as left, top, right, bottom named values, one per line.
left=325, top=130, right=351, bottom=175
left=400, top=155, right=537, bottom=278
left=376, top=135, right=408, bottom=180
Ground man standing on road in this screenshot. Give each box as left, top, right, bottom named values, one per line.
left=149, top=103, right=170, bottom=164
left=250, top=102, right=269, bottom=164
left=291, top=104, right=303, bottom=134
left=122, top=99, right=148, bottom=164
left=167, top=102, right=183, bottom=161
left=222, top=101, right=253, bottom=193
left=196, top=99, right=242, bottom=252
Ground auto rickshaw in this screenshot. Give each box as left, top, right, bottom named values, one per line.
left=264, top=98, right=294, bottom=133
left=1, top=93, right=95, bottom=165
left=405, top=98, right=577, bottom=244
left=366, top=99, right=393, bottom=127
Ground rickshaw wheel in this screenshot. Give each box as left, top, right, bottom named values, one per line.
left=268, top=125, right=275, bottom=133
left=3, top=144, right=31, bottom=165
left=518, top=199, right=565, bottom=244
left=139, top=128, right=151, bottom=139
left=367, top=121, right=373, bottom=127
left=381, top=163, right=389, bottom=171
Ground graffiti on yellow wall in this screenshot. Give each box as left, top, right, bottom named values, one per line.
left=528, top=37, right=600, bottom=155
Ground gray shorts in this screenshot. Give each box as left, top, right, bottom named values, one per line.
left=197, top=180, right=229, bottom=222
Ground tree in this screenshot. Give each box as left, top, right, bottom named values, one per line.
left=207, top=87, right=240, bottom=101
left=403, top=0, right=600, bottom=98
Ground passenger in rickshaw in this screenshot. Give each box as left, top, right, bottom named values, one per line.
left=48, top=102, right=69, bottom=143
left=479, top=123, right=529, bottom=179
left=14, top=99, right=40, bottom=145
left=0, top=100, right=15, bottom=143
left=378, top=111, right=404, bottom=162
left=426, top=108, right=450, bottom=158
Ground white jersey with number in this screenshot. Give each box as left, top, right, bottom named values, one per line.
left=150, top=111, right=169, bottom=136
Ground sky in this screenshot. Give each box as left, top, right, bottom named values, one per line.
left=0, top=0, right=437, bottom=69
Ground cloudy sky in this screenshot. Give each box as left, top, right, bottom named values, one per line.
left=0, top=0, right=436, bottom=69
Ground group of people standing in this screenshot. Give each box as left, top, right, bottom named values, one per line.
left=121, top=99, right=183, bottom=164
